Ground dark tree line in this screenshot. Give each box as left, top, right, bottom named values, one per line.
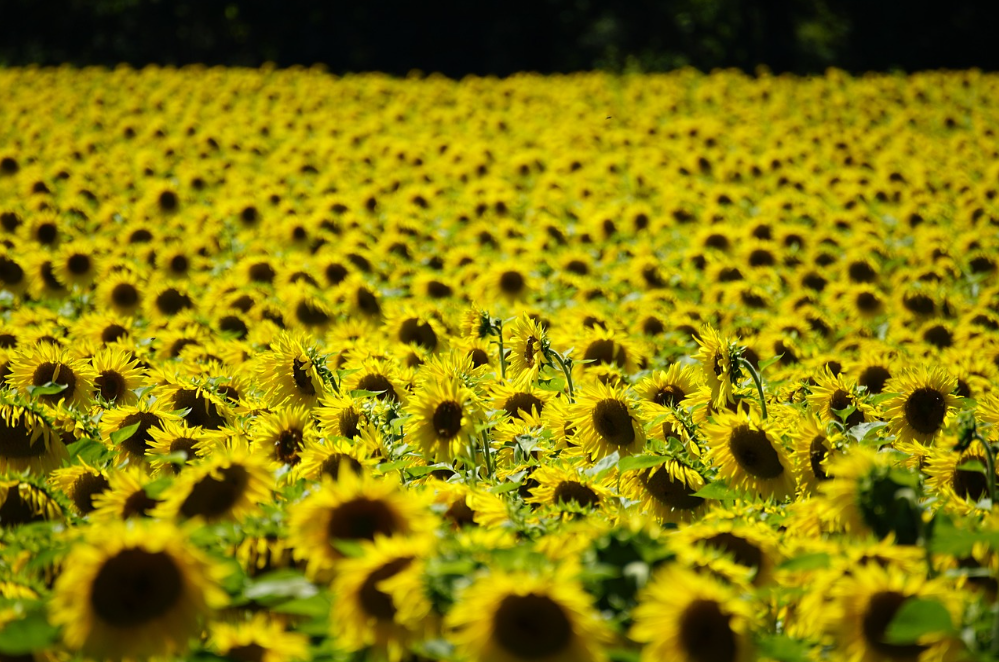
left=2, top=0, right=996, bottom=75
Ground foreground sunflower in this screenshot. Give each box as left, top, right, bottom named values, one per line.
left=703, top=409, right=796, bottom=501
left=883, top=367, right=959, bottom=446
left=447, top=565, right=611, bottom=662
left=407, top=376, right=483, bottom=462
left=630, top=564, right=755, bottom=662
left=331, top=535, right=435, bottom=661
left=49, top=520, right=225, bottom=660
left=152, top=447, right=272, bottom=523
left=287, top=468, right=434, bottom=579
left=7, top=343, right=96, bottom=409
left=827, top=563, right=964, bottom=662
left=571, top=381, right=647, bottom=460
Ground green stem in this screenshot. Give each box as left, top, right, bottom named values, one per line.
left=496, top=319, right=507, bottom=380
left=978, top=434, right=997, bottom=510
left=740, top=357, right=768, bottom=420
left=480, top=434, right=493, bottom=478
left=549, top=351, right=575, bottom=403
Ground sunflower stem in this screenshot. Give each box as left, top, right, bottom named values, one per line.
left=979, top=436, right=997, bottom=511
left=495, top=318, right=507, bottom=379
left=547, top=350, right=575, bottom=403
left=740, top=357, right=768, bottom=420
left=480, top=434, right=493, bottom=478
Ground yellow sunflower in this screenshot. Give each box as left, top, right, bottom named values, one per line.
left=287, top=468, right=434, bottom=580
left=254, top=332, right=327, bottom=408
left=249, top=404, right=317, bottom=470
left=507, top=313, right=548, bottom=381
left=0, top=476, right=64, bottom=525
left=90, top=468, right=162, bottom=521
left=209, top=613, right=309, bottom=662
left=694, top=325, right=739, bottom=408
left=0, top=399, right=66, bottom=475
left=526, top=462, right=616, bottom=517
left=620, top=459, right=710, bottom=524
left=89, top=345, right=145, bottom=407
left=407, top=376, right=483, bottom=463
left=883, top=367, right=959, bottom=446
left=630, top=564, right=755, bottom=662
left=151, top=446, right=272, bottom=523
left=99, top=397, right=179, bottom=465
left=807, top=368, right=869, bottom=428
left=7, top=343, right=95, bottom=409
left=49, top=520, right=226, bottom=660
left=827, top=563, right=964, bottom=662
left=571, top=380, right=647, bottom=460
left=924, top=446, right=996, bottom=514
left=447, top=565, right=612, bottom=662
left=703, top=409, right=796, bottom=501
left=331, top=535, right=436, bottom=661
left=788, top=412, right=839, bottom=495
left=48, top=462, right=110, bottom=515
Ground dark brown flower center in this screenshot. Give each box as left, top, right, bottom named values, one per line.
left=359, top=557, right=414, bottom=620
left=728, top=425, right=784, bottom=479
left=810, top=436, right=829, bottom=480
left=703, top=532, right=763, bottom=569
left=829, top=389, right=865, bottom=427
left=654, top=385, right=686, bottom=407
left=591, top=399, right=635, bottom=447
left=679, top=599, right=737, bottom=662
left=291, top=358, right=317, bottom=397
left=904, top=387, right=947, bottom=435
left=862, top=591, right=928, bottom=660
left=179, top=464, right=250, bottom=519
left=643, top=467, right=704, bottom=510
left=503, top=392, right=544, bottom=420
left=432, top=401, right=464, bottom=440
left=90, top=549, right=183, bottom=627
left=356, top=373, right=397, bottom=401
left=953, top=456, right=989, bottom=502
left=499, top=270, right=526, bottom=296
left=31, top=362, right=77, bottom=404
left=72, top=473, right=110, bottom=514
left=0, top=416, right=48, bottom=458
left=318, top=453, right=362, bottom=480
left=398, top=318, right=438, bottom=351
left=115, top=412, right=162, bottom=461
left=111, top=283, right=139, bottom=308
left=553, top=480, right=600, bottom=509
left=95, top=370, right=126, bottom=402
left=859, top=365, right=891, bottom=395
left=328, top=497, right=400, bottom=542
left=493, top=593, right=573, bottom=659
left=275, top=428, right=304, bottom=466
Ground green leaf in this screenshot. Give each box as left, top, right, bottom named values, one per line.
left=405, top=464, right=450, bottom=478
left=376, top=460, right=410, bottom=474
left=142, top=477, right=173, bottom=500
left=0, top=607, right=59, bottom=655
left=332, top=539, right=365, bottom=558
left=691, top=481, right=739, bottom=500
left=758, top=353, right=784, bottom=371
left=586, top=451, right=620, bottom=478
left=846, top=421, right=889, bottom=444
left=884, top=598, right=956, bottom=643
left=777, top=552, right=831, bottom=572
left=269, top=593, right=331, bottom=618
left=109, top=420, right=142, bottom=445
left=756, top=634, right=812, bottom=662
left=157, top=450, right=190, bottom=465
left=67, top=439, right=110, bottom=463
left=27, top=382, right=68, bottom=397
left=490, top=481, right=522, bottom=495
left=350, top=389, right=384, bottom=399
left=618, top=454, right=669, bottom=474
left=868, top=392, right=901, bottom=406
left=832, top=405, right=857, bottom=423
left=243, top=570, right=318, bottom=604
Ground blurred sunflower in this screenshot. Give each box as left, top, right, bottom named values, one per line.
left=620, top=460, right=709, bottom=524
left=703, top=409, right=796, bottom=501
left=447, top=565, right=612, bottom=662
left=883, top=367, right=959, bottom=445
left=49, top=520, right=225, bottom=659
left=209, top=613, right=309, bottom=662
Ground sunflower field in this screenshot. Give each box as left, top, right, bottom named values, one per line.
left=1, top=66, right=999, bottom=662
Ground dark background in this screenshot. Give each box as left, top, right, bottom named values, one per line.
left=2, top=0, right=997, bottom=75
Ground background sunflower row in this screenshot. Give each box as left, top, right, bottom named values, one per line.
left=0, top=67, right=998, bottom=661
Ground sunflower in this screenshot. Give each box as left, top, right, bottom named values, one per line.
left=571, top=380, right=647, bottom=460
left=152, top=446, right=272, bottom=523
left=788, top=413, right=840, bottom=495
left=0, top=399, right=66, bottom=475
left=527, top=462, right=615, bottom=516
left=490, top=375, right=552, bottom=421
left=672, top=516, right=783, bottom=586
left=255, top=333, right=327, bottom=408
left=90, top=468, right=162, bottom=521
left=331, top=535, right=436, bottom=661
left=89, top=346, right=145, bottom=407
left=924, top=446, right=997, bottom=514
left=52, top=239, right=101, bottom=289
left=620, top=459, right=710, bottom=524
left=49, top=520, right=225, bottom=660
left=703, top=409, right=796, bottom=501
left=209, top=613, right=309, bottom=662
left=287, top=468, right=434, bottom=580
left=507, top=313, right=548, bottom=381
left=7, top=343, right=96, bottom=409
left=630, top=564, right=755, bottom=662
left=340, top=353, right=410, bottom=404
left=447, top=565, right=612, bottom=662
left=635, top=362, right=702, bottom=444
left=315, top=392, right=373, bottom=441
left=146, top=419, right=213, bottom=474
left=293, top=433, right=379, bottom=482
left=249, top=404, right=317, bottom=469
left=883, top=367, right=959, bottom=446
left=0, top=476, right=64, bottom=526
left=49, top=462, right=110, bottom=515
left=807, top=369, right=869, bottom=428
left=827, top=563, right=964, bottom=662
left=407, top=376, right=483, bottom=463
left=233, top=532, right=301, bottom=578
left=97, top=270, right=144, bottom=316
left=99, top=397, right=179, bottom=465
left=694, top=325, right=738, bottom=408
